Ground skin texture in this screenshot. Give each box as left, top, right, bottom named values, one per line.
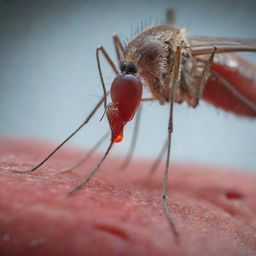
left=0, top=137, right=256, bottom=256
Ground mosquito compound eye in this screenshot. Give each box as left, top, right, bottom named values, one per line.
left=126, top=62, right=137, bottom=74
left=110, top=73, right=142, bottom=122
left=119, top=61, right=126, bottom=73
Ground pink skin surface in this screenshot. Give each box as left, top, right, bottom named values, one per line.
left=0, top=137, right=256, bottom=256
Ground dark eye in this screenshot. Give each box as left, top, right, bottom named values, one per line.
left=126, top=62, right=136, bottom=73
left=120, top=61, right=126, bottom=73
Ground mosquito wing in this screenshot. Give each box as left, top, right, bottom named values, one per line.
left=188, top=36, right=256, bottom=56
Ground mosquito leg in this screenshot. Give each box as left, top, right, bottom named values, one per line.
left=210, top=68, right=256, bottom=113
left=15, top=47, right=118, bottom=174
left=96, top=46, right=119, bottom=109
left=97, top=46, right=120, bottom=121
left=162, top=106, right=179, bottom=238
left=191, top=47, right=256, bottom=56
left=162, top=46, right=182, bottom=239
left=147, top=139, right=168, bottom=176
left=61, top=132, right=110, bottom=173
left=119, top=106, right=142, bottom=170
left=97, top=46, right=119, bottom=75
left=191, top=47, right=217, bottom=107
left=68, top=141, right=114, bottom=195
left=196, top=55, right=256, bottom=113
left=112, top=34, right=125, bottom=63
left=141, top=97, right=156, bottom=102
left=119, top=97, right=157, bottom=170
left=67, top=46, right=120, bottom=193
left=14, top=96, right=107, bottom=174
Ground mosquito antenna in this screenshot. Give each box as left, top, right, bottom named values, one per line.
left=147, top=139, right=168, bottom=176
left=119, top=105, right=142, bottom=170
left=14, top=96, right=107, bottom=174
left=68, top=141, right=114, bottom=195
left=61, top=131, right=110, bottom=173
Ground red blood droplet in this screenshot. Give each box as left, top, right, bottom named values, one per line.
left=106, top=104, right=126, bottom=143
left=110, top=74, right=142, bottom=122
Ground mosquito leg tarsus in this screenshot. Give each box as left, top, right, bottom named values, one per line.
left=147, top=139, right=168, bottom=176
left=14, top=96, right=106, bottom=174
left=161, top=45, right=182, bottom=239
left=120, top=97, right=157, bottom=170
left=68, top=141, right=114, bottom=195
left=119, top=106, right=142, bottom=170
left=192, top=47, right=217, bottom=107
left=61, top=132, right=110, bottom=173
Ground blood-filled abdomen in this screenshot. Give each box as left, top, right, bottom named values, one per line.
left=106, top=73, right=143, bottom=143
left=203, top=53, right=256, bottom=118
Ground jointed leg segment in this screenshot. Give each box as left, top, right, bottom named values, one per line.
left=14, top=97, right=106, bottom=174
left=112, top=34, right=125, bottom=63
left=96, top=46, right=119, bottom=109
left=61, top=132, right=110, bottom=173
left=162, top=46, right=182, bottom=239
left=192, top=47, right=217, bottom=107
left=119, top=106, right=142, bottom=169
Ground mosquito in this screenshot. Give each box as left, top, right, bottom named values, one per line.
left=15, top=18, right=256, bottom=239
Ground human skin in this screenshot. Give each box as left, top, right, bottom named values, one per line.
left=0, top=137, right=256, bottom=256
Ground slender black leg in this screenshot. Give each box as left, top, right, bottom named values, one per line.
left=61, top=132, right=110, bottom=173
left=112, top=34, right=125, bottom=63
left=161, top=45, right=182, bottom=239
left=14, top=96, right=106, bottom=174
left=119, top=106, right=142, bottom=170
left=68, top=141, right=114, bottom=195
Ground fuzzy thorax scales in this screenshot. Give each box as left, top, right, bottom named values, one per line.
left=124, top=25, right=190, bottom=105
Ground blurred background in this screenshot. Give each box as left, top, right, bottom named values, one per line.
left=0, top=0, right=255, bottom=171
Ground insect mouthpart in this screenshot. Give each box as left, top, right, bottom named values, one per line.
left=106, top=73, right=143, bottom=143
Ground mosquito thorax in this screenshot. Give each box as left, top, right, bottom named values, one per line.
left=106, top=66, right=143, bottom=143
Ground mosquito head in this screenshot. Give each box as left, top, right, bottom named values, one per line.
left=106, top=72, right=142, bottom=143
